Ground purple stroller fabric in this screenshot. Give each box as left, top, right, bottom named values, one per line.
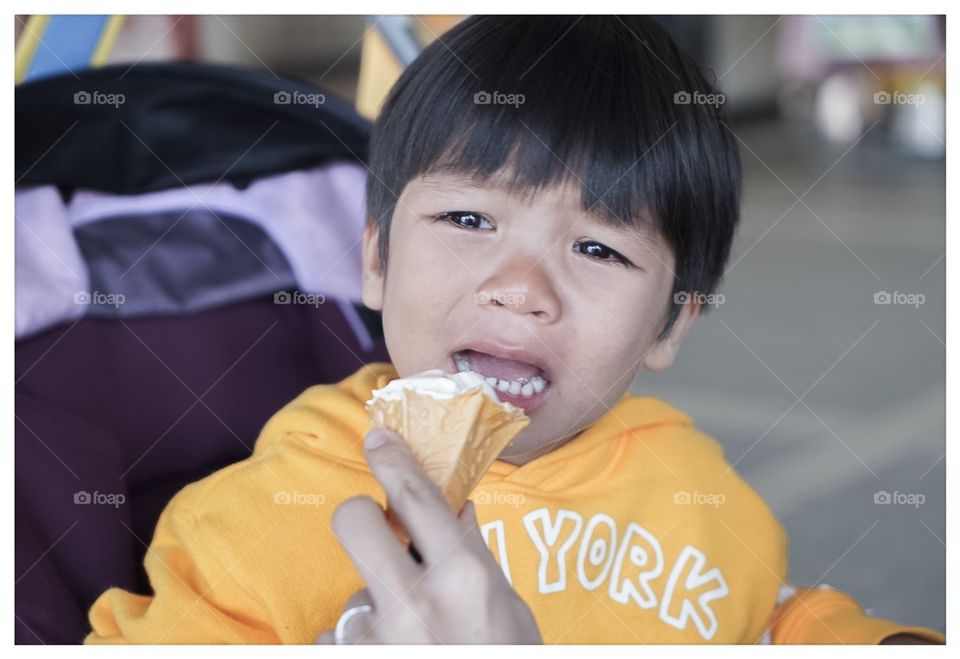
left=16, top=296, right=389, bottom=643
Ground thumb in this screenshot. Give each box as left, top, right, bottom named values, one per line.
left=364, top=427, right=403, bottom=452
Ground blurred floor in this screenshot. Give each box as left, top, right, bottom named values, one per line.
left=634, top=118, right=945, bottom=632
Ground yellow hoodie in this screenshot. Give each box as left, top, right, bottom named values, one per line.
left=85, top=363, right=944, bottom=644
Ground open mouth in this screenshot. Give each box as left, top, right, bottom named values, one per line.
left=451, top=349, right=552, bottom=412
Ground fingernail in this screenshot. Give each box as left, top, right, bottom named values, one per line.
left=364, top=428, right=394, bottom=450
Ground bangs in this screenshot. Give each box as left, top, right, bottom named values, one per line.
left=421, top=116, right=662, bottom=237
left=370, top=16, right=699, bottom=239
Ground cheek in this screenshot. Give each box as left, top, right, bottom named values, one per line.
left=381, top=304, right=449, bottom=377
left=385, top=229, right=442, bottom=303
left=564, top=290, right=662, bottom=382
left=380, top=227, right=470, bottom=374
left=391, top=221, right=463, bottom=286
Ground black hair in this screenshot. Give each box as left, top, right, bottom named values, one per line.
left=366, top=16, right=741, bottom=340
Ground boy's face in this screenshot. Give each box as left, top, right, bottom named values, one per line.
left=361, top=170, right=700, bottom=465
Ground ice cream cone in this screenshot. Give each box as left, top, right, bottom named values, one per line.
left=365, top=371, right=529, bottom=545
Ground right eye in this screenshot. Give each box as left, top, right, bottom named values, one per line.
left=434, top=211, right=494, bottom=230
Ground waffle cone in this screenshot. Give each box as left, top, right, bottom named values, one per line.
left=366, top=388, right=529, bottom=545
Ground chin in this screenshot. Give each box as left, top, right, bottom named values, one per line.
left=497, top=433, right=553, bottom=466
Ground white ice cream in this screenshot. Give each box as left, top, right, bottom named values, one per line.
left=367, top=369, right=516, bottom=410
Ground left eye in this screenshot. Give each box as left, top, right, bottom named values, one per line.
left=573, top=240, right=632, bottom=266
left=436, top=211, right=494, bottom=230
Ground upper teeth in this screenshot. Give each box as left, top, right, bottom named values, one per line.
left=454, top=352, right=548, bottom=398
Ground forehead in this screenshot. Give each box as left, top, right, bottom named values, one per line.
left=413, top=170, right=575, bottom=204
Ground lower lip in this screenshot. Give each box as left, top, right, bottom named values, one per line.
left=449, top=354, right=551, bottom=414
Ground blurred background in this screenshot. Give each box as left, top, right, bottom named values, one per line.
left=14, top=15, right=944, bottom=642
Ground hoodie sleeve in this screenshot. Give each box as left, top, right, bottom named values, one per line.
left=765, top=584, right=945, bottom=644
left=84, top=380, right=375, bottom=644
left=84, top=494, right=281, bottom=644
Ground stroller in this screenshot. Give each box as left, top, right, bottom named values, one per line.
left=15, top=60, right=389, bottom=644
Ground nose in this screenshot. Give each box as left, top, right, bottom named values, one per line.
left=474, top=256, right=561, bottom=322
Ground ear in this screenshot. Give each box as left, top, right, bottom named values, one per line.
left=642, top=301, right=701, bottom=372
left=360, top=223, right=385, bottom=311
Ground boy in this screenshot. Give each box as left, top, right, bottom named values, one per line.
left=85, top=16, right=943, bottom=644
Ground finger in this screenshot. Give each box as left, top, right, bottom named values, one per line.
left=344, top=587, right=374, bottom=609
left=363, top=428, right=467, bottom=565
left=335, top=589, right=376, bottom=645
left=331, top=495, right=420, bottom=603
left=458, top=499, right=481, bottom=536
left=459, top=499, right=478, bottom=524
left=458, top=499, right=501, bottom=568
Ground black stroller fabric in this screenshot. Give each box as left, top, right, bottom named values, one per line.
left=17, top=61, right=369, bottom=194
